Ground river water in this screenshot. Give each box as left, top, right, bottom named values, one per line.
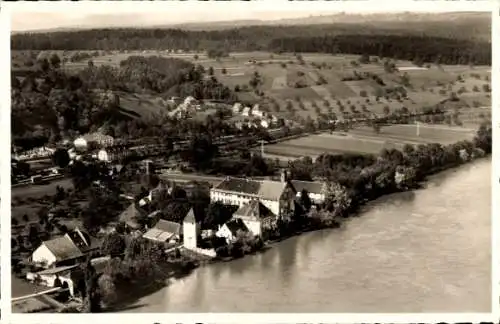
left=124, top=159, right=491, bottom=313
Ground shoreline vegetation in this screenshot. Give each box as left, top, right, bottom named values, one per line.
left=75, top=122, right=490, bottom=313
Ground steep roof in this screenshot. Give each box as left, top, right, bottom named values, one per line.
left=119, top=203, right=143, bottom=229
left=235, top=200, right=275, bottom=219
left=41, top=236, right=84, bottom=262
left=183, top=208, right=196, bottom=223
left=213, top=177, right=289, bottom=201
left=224, top=218, right=248, bottom=236
left=291, top=180, right=325, bottom=195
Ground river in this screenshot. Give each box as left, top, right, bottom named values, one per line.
left=123, top=159, right=491, bottom=313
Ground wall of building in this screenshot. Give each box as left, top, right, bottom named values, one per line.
left=242, top=219, right=261, bottom=236
left=183, top=222, right=198, bottom=249
left=31, top=244, right=57, bottom=268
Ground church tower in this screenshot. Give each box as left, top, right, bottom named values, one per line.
left=183, top=208, right=199, bottom=249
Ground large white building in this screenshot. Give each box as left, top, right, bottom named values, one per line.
left=210, top=171, right=297, bottom=219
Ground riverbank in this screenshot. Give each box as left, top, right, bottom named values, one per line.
left=108, top=155, right=490, bottom=312
left=109, top=123, right=491, bottom=312
left=120, top=158, right=491, bottom=313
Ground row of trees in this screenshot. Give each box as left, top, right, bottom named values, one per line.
left=12, top=16, right=490, bottom=51
left=289, top=122, right=491, bottom=223
left=268, top=35, right=490, bottom=65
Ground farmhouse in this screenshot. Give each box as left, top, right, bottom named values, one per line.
left=210, top=170, right=297, bottom=219
left=216, top=218, right=249, bottom=243
left=31, top=227, right=100, bottom=269
left=31, top=236, right=84, bottom=268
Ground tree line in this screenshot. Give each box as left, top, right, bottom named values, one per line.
left=11, top=24, right=490, bottom=65
left=268, top=35, right=491, bottom=65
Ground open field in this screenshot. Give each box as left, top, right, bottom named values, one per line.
left=12, top=50, right=491, bottom=124
left=260, top=124, right=476, bottom=160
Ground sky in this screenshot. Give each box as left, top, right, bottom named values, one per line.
left=7, top=0, right=492, bottom=32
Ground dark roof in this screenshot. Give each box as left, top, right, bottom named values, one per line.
left=235, top=200, right=275, bottom=219
left=119, top=203, right=144, bottom=229
left=224, top=218, right=248, bottom=235
left=42, top=236, right=84, bottom=262
left=36, top=265, right=78, bottom=276
left=291, top=180, right=325, bottom=195
left=213, top=177, right=289, bottom=201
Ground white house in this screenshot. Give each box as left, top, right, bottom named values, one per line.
left=216, top=218, right=248, bottom=244
left=210, top=170, right=297, bottom=219
left=260, top=120, right=270, bottom=128
left=31, top=236, right=84, bottom=268
left=233, top=199, right=275, bottom=237
left=252, top=104, right=264, bottom=118
left=241, top=106, right=252, bottom=117
left=232, top=103, right=243, bottom=114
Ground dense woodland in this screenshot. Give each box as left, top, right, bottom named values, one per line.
left=269, top=35, right=490, bottom=65
left=11, top=24, right=491, bottom=65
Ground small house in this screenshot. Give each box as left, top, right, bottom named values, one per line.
left=241, top=106, right=252, bottom=117
left=31, top=236, right=84, bottom=269
left=216, top=218, right=249, bottom=244
left=233, top=199, right=275, bottom=237
left=143, top=219, right=182, bottom=244
left=232, top=103, right=243, bottom=114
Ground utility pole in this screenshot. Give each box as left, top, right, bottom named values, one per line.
left=416, top=121, right=420, bottom=137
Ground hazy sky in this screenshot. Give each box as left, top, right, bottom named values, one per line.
left=7, top=1, right=492, bottom=32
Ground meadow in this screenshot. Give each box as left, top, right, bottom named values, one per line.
left=261, top=124, right=477, bottom=160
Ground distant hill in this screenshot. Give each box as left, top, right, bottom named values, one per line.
left=13, top=12, right=491, bottom=42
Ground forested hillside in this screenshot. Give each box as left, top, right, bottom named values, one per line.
left=12, top=21, right=491, bottom=65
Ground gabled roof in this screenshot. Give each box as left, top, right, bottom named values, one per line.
left=223, top=218, right=248, bottom=236
left=235, top=200, right=275, bottom=219
left=291, top=180, right=325, bottom=195
left=143, top=219, right=181, bottom=242
left=119, top=203, right=144, bottom=229
left=213, top=177, right=290, bottom=201
left=183, top=208, right=196, bottom=223
left=36, top=265, right=79, bottom=276
left=154, top=219, right=181, bottom=235
left=41, top=236, right=84, bottom=262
